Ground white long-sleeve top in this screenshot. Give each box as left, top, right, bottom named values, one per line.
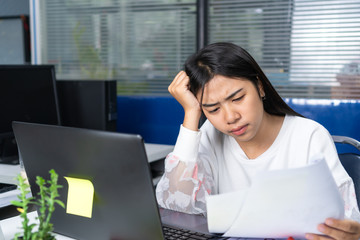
left=156, top=115, right=360, bottom=221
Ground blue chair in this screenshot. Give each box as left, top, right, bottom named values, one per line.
left=332, top=135, right=360, bottom=209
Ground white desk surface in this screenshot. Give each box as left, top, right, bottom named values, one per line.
left=0, top=211, right=74, bottom=240
left=144, top=143, right=173, bottom=163
left=0, top=165, right=20, bottom=185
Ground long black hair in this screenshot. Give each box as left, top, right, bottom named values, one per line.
left=184, top=42, right=301, bottom=117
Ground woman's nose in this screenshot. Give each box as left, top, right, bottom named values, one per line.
left=224, top=105, right=240, bottom=124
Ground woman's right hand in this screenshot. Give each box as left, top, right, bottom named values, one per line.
left=168, top=71, right=202, bottom=131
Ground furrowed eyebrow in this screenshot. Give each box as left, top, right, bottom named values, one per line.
left=202, top=88, right=243, bottom=108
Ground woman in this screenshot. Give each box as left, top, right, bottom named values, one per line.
left=155, top=42, right=360, bottom=239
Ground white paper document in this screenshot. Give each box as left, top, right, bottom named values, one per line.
left=206, top=158, right=344, bottom=239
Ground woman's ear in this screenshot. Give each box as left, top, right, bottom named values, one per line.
left=257, top=76, right=265, bottom=98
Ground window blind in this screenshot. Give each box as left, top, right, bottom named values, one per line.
left=208, top=0, right=360, bottom=99
left=36, top=0, right=360, bottom=98
left=36, top=0, right=196, bottom=95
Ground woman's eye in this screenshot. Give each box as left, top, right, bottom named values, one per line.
left=233, top=95, right=244, bottom=102
left=209, top=108, right=219, bottom=113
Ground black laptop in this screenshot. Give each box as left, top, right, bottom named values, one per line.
left=12, top=121, right=223, bottom=240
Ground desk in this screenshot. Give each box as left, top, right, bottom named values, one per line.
left=0, top=165, right=21, bottom=185
left=0, top=209, right=282, bottom=240
left=1, top=209, right=211, bottom=240
left=0, top=211, right=73, bottom=240
left=144, top=143, right=173, bottom=163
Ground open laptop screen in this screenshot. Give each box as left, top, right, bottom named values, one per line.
left=12, top=121, right=164, bottom=240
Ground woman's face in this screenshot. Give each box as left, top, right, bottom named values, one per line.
left=198, top=75, right=266, bottom=143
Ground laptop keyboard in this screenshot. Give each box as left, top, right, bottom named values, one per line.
left=0, top=183, right=17, bottom=193
left=163, top=225, right=229, bottom=240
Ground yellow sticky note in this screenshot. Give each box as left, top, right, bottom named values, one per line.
left=64, top=177, right=94, bottom=218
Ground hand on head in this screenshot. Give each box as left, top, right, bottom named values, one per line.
left=168, top=71, right=202, bottom=131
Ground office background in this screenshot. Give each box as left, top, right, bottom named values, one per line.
left=0, top=0, right=360, bottom=150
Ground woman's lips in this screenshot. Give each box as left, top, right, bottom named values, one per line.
left=230, top=124, right=248, bottom=136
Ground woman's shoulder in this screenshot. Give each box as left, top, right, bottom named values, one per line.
left=285, top=115, right=330, bottom=136
left=286, top=115, right=325, bottom=129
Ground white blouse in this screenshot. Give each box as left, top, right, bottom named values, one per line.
left=155, top=115, right=360, bottom=221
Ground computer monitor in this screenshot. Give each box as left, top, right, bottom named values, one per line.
left=0, top=65, right=61, bottom=164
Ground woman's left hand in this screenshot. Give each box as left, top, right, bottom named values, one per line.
left=305, top=218, right=360, bottom=240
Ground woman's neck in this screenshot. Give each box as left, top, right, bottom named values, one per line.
left=236, top=113, right=285, bottom=159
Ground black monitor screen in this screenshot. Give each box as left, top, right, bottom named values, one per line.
left=0, top=65, right=61, bottom=164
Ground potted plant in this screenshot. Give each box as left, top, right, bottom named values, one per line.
left=11, top=169, right=65, bottom=240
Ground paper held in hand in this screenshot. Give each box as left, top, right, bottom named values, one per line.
left=206, top=156, right=344, bottom=239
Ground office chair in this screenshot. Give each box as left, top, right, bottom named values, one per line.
left=332, top=135, right=360, bottom=209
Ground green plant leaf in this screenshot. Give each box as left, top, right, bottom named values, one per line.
left=28, top=223, right=37, bottom=229
left=10, top=200, right=23, bottom=207
left=12, top=169, right=64, bottom=240
left=55, top=199, right=65, bottom=208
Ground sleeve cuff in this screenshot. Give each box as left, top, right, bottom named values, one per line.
left=173, top=124, right=202, bottom=163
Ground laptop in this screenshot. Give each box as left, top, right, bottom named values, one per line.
left=12, top=121, right=219, bottom=240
